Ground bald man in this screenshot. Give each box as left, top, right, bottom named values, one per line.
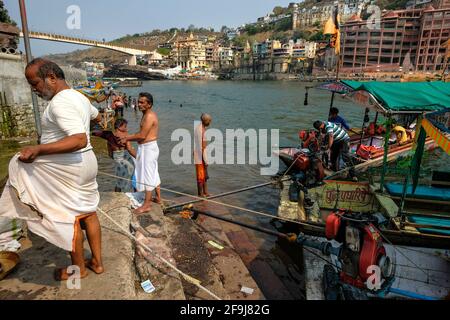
left=0, top=58, right=104, bottom=280
left=194, top=113, right=211, bottom=197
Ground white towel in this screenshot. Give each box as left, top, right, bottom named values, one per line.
left=134, top=141, right=161, bottom=192
left=0, top=151, right=99, bottom=251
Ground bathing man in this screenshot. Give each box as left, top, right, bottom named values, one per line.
left=119, top=92, right=161, bottom=214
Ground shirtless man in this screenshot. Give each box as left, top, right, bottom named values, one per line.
left=119, top=92, right=161, bottom=214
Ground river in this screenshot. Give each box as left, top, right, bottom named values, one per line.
left=1, top=80, right=448, bottom=299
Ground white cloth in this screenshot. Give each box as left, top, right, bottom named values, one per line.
left=0, top=152, right=99, bottom=251
left=134, top=141, right=161, bottom=192
left=40, top=89, right=99, bottom=153
left=0, top=89, right=100, bottom=251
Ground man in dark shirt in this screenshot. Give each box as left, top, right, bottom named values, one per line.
left=329, top=107, right=351, bottom=131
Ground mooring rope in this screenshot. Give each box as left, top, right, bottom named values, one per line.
left=97, top=206, right=222, bottom=300
left=97, top=170, right=316, bottom=227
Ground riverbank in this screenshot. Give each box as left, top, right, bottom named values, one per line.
left=0, top=191, right=264, bottom=300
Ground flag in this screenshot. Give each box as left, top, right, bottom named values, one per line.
left=324, top=6, right=340, bottom=55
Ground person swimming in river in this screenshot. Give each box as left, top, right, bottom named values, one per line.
left=93, top=119, right=136, bottom=192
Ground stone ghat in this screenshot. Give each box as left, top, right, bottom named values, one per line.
left=0, top=192, right=263, bottom=300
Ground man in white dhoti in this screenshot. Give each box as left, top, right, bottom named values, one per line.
left=0, top=59, right=104, bottom=280
left=119, top=92, right=161, bottom=214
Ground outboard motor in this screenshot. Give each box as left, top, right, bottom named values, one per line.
left=297, top=210, right=395, bottom=299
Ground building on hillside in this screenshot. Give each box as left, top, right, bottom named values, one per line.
left=292, top=1, right=370, bottom=29
left=173, top=33, right=208, bottom=70
left=340, top=8, right=423, bottom=72
left=406, top=0, right=433, bottom=8
left=218, top=47, right=234, bottom=68
left=415, top=0, right=450, bottom=71
left=81, top=61, right=105, bottom=78
left=340, top=1, right=450, bottom=73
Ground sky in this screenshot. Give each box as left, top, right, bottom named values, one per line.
left=4, top=0, right=295, bottom=57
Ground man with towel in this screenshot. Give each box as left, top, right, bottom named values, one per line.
left=0, top=58, right=104, bottom=280
left=119, top=92, right=161, bottom=214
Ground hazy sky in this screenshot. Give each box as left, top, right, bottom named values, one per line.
left=4, top=0, right=295, bottom=57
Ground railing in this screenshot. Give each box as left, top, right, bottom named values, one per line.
left=23, top=30, right=152, bottom=53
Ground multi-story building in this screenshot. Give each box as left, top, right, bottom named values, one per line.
left=415, top=0, right=450, bottom=71
left=173, top=33, right=208, bottom=70
left=292, top=1, right=370, bottom=29
left=218, top=47, right=234, bottom=68
left=340, top=1, right=450, bottom=72
left=340, top=8, right=423, bottom=72
left=81, top=61, right=105, bottom=78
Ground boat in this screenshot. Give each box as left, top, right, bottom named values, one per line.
left=115, top=78, right=142, bottom=87
left=74, top=81, right=114, bottom=103
left=276, top=81, right=450, bottom=179
left=276, top=103, right=450, bottom=299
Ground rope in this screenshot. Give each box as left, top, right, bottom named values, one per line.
left=97, top=171, right=316, bottom=228
left=97, top=207, right=222, bottom=300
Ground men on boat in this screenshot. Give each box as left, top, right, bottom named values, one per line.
left=0, top=58, right=104, bottom=280
left=92, top=119, right=136, bottom=192
left=194, top=113, right=211, bottom=197
left=313, top=120, right=356, bottom=180
left=118, top=92, right=161, bottom=214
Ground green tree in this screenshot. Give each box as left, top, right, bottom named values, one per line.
left=309, top=31, right=325, bottom=41
left=0, top=1, right=16, bottom=25
left=220, top=25, right=228, bottom=33
left=157, top=48, right=171, bottom=56
left=274, top=17, right=292, bottom=32
left=272, top=6, right=284, bottom=16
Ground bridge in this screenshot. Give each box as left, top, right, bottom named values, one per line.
left=19, top=31, right=154, bottom=65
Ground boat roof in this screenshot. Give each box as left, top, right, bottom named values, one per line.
left=341, top=81, right=450, bottom=114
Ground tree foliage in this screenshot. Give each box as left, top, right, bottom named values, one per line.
left=0, top=1, right=16, bottom=25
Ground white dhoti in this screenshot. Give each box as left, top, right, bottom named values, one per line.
left=135, top=141, right=161, bottom=192
left=0, top=151, right=99, bottom=251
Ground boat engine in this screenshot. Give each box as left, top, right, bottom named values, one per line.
left=297, top=210, right=395, bottom=298
left=291, top=149, right=325, bottom=187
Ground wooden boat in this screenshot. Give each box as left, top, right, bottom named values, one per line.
left=277, top=135, right=437, bottom=177
left=277, top=179, right=450, bottom=249
left=277, top=81, right=450, bottom=178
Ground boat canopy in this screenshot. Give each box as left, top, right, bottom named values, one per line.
left=341, top=81, right=450, bottom=114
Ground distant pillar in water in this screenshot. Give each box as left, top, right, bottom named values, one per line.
left=128, top=55, right=137, bottom=66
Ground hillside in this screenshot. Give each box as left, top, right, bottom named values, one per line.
left=43, top=1, right=411, bottom=66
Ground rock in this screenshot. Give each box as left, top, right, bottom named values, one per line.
left=104, top=65, right=166, bottom=80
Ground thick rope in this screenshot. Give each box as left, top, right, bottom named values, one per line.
left=97, top=207, right=222, bottom=300
left=97, top=170, right=315, bottom=227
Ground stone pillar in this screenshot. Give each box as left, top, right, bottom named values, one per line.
left=128, top=55, right=137, bottom=66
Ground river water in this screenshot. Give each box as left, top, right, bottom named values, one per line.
left=92, top=80, right=448, bottom=299
left=2, top=80, right=447, bottom=299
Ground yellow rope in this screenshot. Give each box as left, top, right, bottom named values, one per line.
left=97, top=170, right=313, bottom=227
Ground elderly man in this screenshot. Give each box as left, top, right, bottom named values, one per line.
left=119, top=92, right=161, bottom=214
left=0, top=58, right=104, bottom=280
left=194, top=113, right=212, bottom=197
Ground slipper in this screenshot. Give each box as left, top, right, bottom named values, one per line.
left=0, top=251, right=20, bottom=281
